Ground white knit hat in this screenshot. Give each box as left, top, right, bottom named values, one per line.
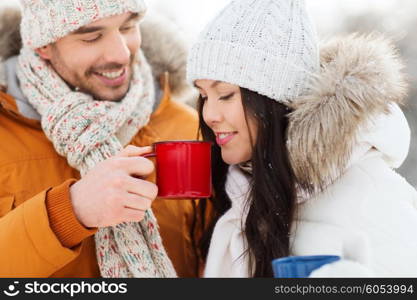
left=187, top=0, right=319, bottom=103
left=20, top=0, right=147, bottom=49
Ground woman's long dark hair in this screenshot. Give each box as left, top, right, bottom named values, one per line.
left=198, top=87, right=297, bottom=277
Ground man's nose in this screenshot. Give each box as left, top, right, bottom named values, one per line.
left=102, top=33, right=131, bottom=66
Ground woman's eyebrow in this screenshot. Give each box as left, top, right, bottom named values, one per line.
left=194, top=81, right=222, bottom=89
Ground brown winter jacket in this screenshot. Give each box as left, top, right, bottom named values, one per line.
left=0, top=74, right=209, bottom=278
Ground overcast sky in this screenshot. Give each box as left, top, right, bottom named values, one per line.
left=148, top=0, right=412, bottom=39
left=2, top=0, right=414, bottom=39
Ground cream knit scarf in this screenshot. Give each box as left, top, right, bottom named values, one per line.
left=204, top=165, right=253, bottom=277
left=17, top=48, right=176, bottom=278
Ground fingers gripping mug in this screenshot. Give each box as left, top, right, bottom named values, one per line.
left=144, top=140, right=212, bottom=199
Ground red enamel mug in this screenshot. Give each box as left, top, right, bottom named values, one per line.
left=144, top=140, right=212, bottom=199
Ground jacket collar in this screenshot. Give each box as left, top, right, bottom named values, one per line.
left=0, top=91, right=41, bottom=129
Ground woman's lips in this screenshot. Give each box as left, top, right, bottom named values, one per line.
left=216, top=132, right=237, bottom=146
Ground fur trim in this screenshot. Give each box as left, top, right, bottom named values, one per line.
left=0, top=4, right=21, bottom=62
left=0, top=6, right=192, bottom=100
left=140, top=12, right=195, bottom=101
left=287, top=34, right=408, bottom=193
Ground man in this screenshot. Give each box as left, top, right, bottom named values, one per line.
left=0, top=0, right=207, bottom=277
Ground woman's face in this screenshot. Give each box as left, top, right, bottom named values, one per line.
left=195, top=79, right=258, bottom=165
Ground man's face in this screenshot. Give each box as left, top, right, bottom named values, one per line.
left=37, top=12, right=141, bottom=101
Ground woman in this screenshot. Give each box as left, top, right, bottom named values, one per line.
left=187, top=0, right=417, bottom=277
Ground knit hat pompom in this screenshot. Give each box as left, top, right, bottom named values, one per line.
left=20, top=0, right=147, bottom=49
left=187, top=0, right=319, bottom=103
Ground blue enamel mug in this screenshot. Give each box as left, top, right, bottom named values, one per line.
left=272, top=255, right=341, bottom=278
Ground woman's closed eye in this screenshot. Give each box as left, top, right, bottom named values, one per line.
left=200, top=92, right=235, bottom=101
left=219, top=92, right=235, bottom=100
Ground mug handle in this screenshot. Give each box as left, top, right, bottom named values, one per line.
left=142, top=152, right=156, bottom=158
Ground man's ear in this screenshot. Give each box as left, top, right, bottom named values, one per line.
left=35, top=45, right=52, bottom=60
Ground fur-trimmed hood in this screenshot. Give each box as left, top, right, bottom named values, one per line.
left=0, top=4, right=192, bottom=100
left=288, top=34, right=409, bottom=194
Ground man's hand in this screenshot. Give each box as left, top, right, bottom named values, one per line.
left=70, top=145, right=157, bottom=228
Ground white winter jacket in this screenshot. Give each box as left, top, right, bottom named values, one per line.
left=287, top=34, right=417, bottom=277
left=291, top=104, right=417, bottom=277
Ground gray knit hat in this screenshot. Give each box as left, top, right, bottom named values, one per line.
left=187, top=0, right=319, bottom=103
left=20, top=0, right=147, bottom=49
